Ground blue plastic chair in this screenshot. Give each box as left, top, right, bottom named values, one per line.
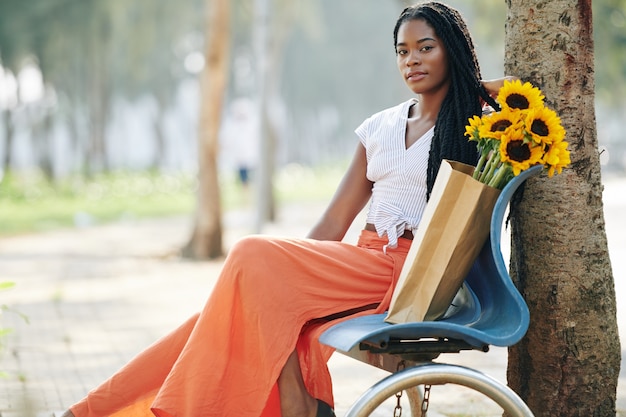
left=319, top=165, right=542, bottom=417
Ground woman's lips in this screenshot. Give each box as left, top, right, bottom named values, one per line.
left=407, top=71, right=426, bottom=82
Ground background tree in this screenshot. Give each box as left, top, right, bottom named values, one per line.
left=106, top=0, right=204, bottom=171
left=593, top=0, right=626, bottom=106
left=253, top=0, right=273, bottom=229
left=0, top=0, right=39, bottom=176
left=183, top=0, right=230, bottom=259
left=1, top=0, right=625, bottom=252
left=504, top=1, right=620, bottom=415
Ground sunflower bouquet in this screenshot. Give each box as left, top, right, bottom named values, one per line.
left=465, top=79, right=571, bottom=189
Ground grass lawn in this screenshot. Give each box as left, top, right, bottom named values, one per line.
left=0, top=164, right=344, bottom=236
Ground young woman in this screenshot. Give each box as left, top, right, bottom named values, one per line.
left=63, top=2, right=512, bottom=417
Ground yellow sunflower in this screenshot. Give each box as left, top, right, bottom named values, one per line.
left=542, top=139, right=571, bottom=177
left=465, top=115, right=483, bottom=141
left=525, top=106, right=566, bottom=145
left=478, top=107, right=523, bottom=141
left=497, top=79, right=545, bottom=112
left=499, top=132, right=544, bottom=176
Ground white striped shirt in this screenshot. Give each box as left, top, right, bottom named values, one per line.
left=355, top=99, right=432, bottom=248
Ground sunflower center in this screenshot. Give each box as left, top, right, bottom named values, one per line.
left=531, top=119, right=549, bottom=136
left=491, top=120, right=512, bottom=132
left=506, top=140, right=531, bottom=162
left=506, top=94, right=530, bottom=110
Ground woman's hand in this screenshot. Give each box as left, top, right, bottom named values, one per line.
left=481, top=75, right=518, bottom=98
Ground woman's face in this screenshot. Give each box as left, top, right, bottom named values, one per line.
left=395, top=18, right=450, bottom=96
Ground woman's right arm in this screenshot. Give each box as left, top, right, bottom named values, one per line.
left=306, top=143, right=373, bottom=241
left=481, top=76, right=519, bottom=98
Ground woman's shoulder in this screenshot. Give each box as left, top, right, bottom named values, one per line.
left=356, top=98, right=417, bottom=140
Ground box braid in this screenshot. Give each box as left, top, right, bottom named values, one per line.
left=393, top=2, right=500, bottom=198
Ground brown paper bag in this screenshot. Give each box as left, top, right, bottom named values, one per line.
left=385, top=160, right=501, bottom=324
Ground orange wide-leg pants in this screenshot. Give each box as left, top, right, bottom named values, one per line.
left=70, top=230, right=410, bottom=417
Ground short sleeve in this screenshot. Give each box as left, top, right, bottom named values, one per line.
left=354, top=116, right=371, bottom=148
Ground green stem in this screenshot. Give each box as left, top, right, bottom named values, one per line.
left=477, top=153, right=491, bottom=182
left=479, top=152, right=499, bottom=183
left=488, top=163, right=511, bottom=189
left=486, top=159, right=500, bottom=184
left=473, top=151, right=488, bottom=180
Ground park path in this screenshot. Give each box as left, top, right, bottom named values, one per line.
left=1, top=175, right=625, bottom=417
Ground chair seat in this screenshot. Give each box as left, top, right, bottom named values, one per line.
left=320, top=165, right=543, bottom=359
left=320, top=282, right=493, bottom=352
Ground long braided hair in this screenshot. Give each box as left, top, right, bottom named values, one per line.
left=393, top=2, right=499, bottom=198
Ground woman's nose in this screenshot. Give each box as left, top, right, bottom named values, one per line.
left=407, top=50, right=420, bottom=66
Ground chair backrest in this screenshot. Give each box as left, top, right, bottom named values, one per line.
left=319, top=165, right=542, bottom=353
left=458, top=164, right=542, bottom=346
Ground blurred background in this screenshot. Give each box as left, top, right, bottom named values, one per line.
left=0, top=0, right=624, bottom=236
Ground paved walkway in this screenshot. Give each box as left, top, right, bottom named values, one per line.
left=1, top=176, right=625, bottom=417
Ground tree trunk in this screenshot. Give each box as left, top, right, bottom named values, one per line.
left=85, top=14, right=112, bottom=176
left=2, top=109, right=14, bottom=176
left=182, top=0, right=230, bottom=260
left=504, top=1, right=620, bottom=416
left=254, top=0, right=274, bottom=231
left=34, top=110, right=54, bottom=181
left=256, top=1, right=296, bottom=226
left=151, top=93, right=167, bottom=171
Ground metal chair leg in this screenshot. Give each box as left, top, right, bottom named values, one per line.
left=405, top=386, right=424, bottom=417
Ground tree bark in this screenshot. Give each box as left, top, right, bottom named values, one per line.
left=183, top=0, right=230, bottom=260
left=504, top=1, right=620, bottom=415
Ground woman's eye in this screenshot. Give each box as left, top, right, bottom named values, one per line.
left=420, top=45, right=433, bottom=52
left=397, top=49, right=408, bottom=55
